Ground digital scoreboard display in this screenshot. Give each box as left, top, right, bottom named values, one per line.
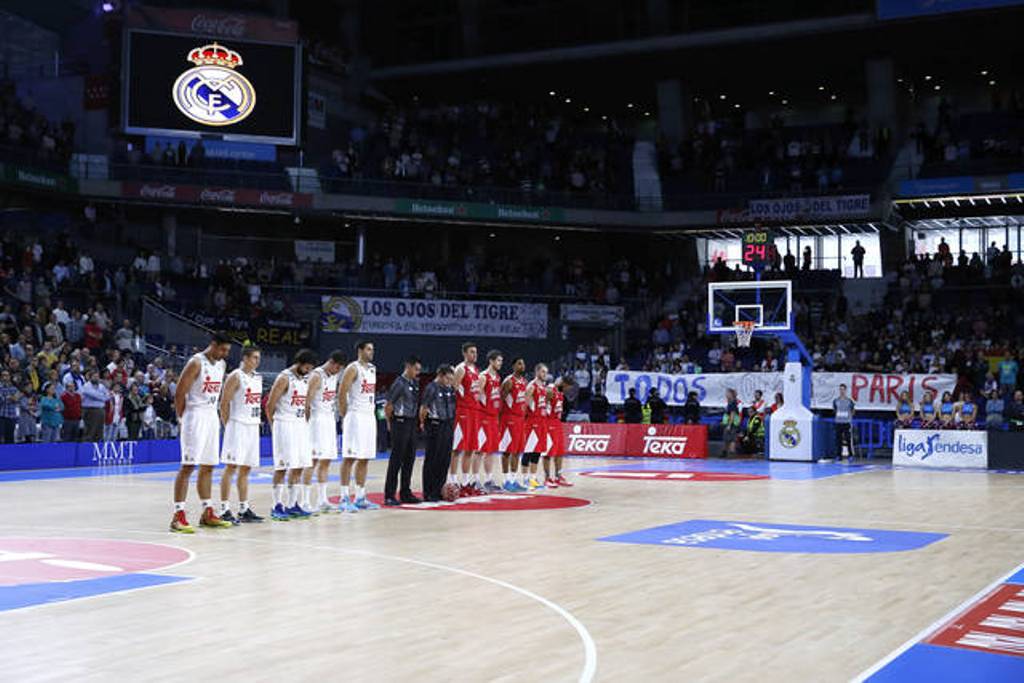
left=741, top=229, right=776, bottom=267
left=123, top=30, right=300, bottom=145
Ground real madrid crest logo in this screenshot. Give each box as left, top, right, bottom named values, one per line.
left=172, top=43, right=255, bottom=127
left=779, top=419, right=801, bottom=449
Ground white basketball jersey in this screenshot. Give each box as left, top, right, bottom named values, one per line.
left=273, top=368, right=309, bottom=423
left=345, top=361, right=376, bottom=414
left=310, top=366, right=339, bottom=419
left=228, top=368, right=263, bottom=425
left=186, top=352, right=226, bottom=410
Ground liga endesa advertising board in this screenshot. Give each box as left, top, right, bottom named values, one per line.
left=892, top=429, right=988, bottom=469
left=607, top=371, right=955, bottom=412
left=563, top=423, right=708, bottom=458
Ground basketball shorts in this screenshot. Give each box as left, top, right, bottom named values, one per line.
left=477, top=414, right=501, bottom=453
left=310, top=415, right=339, bottom=460
left=272, top=419, right=312, bottom=471
left=221, top=420, right=260, bottom=468
left=499, top=416, right=526, bottom=454
left=341, top=411, right=377, bottom=460
left=452, top=410, right=481, bottom=452
left=179, top=408, right=220, bottom=466
left=545, top=421, right=565, bottom=457
left=524, top=420, right=552, bottom=455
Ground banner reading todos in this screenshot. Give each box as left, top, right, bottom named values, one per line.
left=320, top=295, right=548, bottom=339
left=606, top=370, right=955, bottom=412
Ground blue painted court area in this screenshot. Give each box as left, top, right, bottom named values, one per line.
left=0, top=573, right=192, bottom=612
left=864, top=563, right=1024, bottom=681
left=600, top=519, right=947, bottom=554
left=569, top=457, right=877, bottom=480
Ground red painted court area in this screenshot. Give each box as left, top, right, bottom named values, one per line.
left=927, top=582, right=1024, bottom=658
left=580, top=470, right=769, bottom=482
left=0, top=538, right=191, bottom=586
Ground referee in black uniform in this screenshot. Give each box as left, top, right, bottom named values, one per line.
left=384, top=356, right=422, bottom=505
left=420, top=364, right=455, bottom=502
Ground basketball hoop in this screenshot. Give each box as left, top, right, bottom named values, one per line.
left=733, top=320, right=756, bottom=348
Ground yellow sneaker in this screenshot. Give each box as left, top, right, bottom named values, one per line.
left=170, top=510, right=195, bottom=534
left=527, top=478, right=541, bottom=491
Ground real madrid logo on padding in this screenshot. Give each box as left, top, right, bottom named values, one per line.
left=172, top=43, right=255, bottom=127
left=779, top=419, right=801, bottom=449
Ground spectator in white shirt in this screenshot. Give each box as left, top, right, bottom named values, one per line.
left=78, top=253, right=94, bottom=276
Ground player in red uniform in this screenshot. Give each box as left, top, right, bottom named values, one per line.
left=476, top=349, right=504, bottom=493
left=522, top=363, right=550, bottom=491
left=450, top=342, right=483, bottom=495
left=499, top=357, right=528, bottom=492
left=543, top=375, right=574, bottom=488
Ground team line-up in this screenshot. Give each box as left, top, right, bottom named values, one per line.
left=170, top=334, right=575, bottom=532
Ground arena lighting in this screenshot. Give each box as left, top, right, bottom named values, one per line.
left=733, top=103, right=740, bottom=109
left=989, top=80, right=997, bottom=85
left=768, top=90, right=775, bottom=95
left=645, top=111, right=651, bottom=116
left=934, top=85, right=941, bottom=91
left=781, top=99, right=788, bottom=105
left=101, top=1, right=116, bottom=12
left=818, top=85, right=825, bottom=91
left=718, top=94, right=726, bottom=100
left=980, top=69, right=989, bottom=75
left=583, top=106, right=589, bottom=112
left=627, top=102, right=634, bottom=108
left=548, top=90, right=555, bottom=96
left=830, top=94, right=837, bottom=100
left=924, top=75, right=932, bottom=80
left=564, top=97, right=571, bottom=103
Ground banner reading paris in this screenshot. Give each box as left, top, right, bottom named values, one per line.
left=606, top=370, right=956, bottom=412
left=321, top=295, right=548, bottom=339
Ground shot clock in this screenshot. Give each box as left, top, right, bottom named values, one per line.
left=741, top=229, right=775, bottom=268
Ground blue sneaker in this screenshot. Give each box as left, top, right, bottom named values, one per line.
left=288, top=504, right=311, bottom=519
left=339, top=495, right=358, bottom=513
left=510, top=481, right=527, bottom=492
left=354, top=496, right=379, bottom=510
left=271, top=504, right=291, bottom=521
left=502, top=481, right=515, bottom=492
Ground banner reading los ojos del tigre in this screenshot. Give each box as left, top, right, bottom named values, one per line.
left=320, top=295, right=548, bottom=339
left=606, top=371, right=956, bottom=412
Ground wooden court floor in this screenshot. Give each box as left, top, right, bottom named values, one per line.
left=0, top=457, right=1021, bottom=682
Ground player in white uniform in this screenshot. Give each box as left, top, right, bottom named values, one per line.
left=170, top=332, right=232, bottom=533
left=306, top=349, right=346, bottom=514
left=265, top=349, right=318, bottom=520
left=217, top=346, right=264, bottom=524
left=338, top=340, right=379, bottom=512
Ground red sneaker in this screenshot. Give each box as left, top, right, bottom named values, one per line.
left=471, top=483, right=487, bottom=496
left=200, top=507, right=233, bottom=528
left=545, top=477, right=560, bottom=488
left=170, top=510, right=194, bottom=534
left=460, top=484, right=475, bottom=498
left=556, top=476, right=573, bottom=487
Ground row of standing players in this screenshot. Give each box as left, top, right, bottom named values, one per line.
left=168, top=335, right=573, bottom=533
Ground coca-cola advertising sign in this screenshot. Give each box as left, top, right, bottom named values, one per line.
left=123, top=182, right=312, bottom=209
left=126, top=6, right=298, bottom=43
left=563, top=423, right=708, bottom=459
left=190, top=14, right=247, bottom=39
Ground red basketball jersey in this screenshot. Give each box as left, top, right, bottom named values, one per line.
left=455, top=362, right=480, bottom=415
left=549, top=387, right=564, bottom=422
left=480, top=369, right=502, bottom=418
left=525, top=379, right=549, bottom=420
left=502, top=374, right=528, bottom=419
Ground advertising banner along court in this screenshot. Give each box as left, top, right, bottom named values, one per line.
left=606, top=370, right=956, bottom=412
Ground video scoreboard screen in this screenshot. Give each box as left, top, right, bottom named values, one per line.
left=123, top=30, right=300, bottom=145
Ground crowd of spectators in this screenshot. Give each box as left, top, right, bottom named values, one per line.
left=319, top=99, right=634, bottom=201
left=0, top=78, right=75, bottom=167
left=915, top=94, right=1024, bottom=177
left=658, top=107, right=890, bottom=197
left=0, top=229, right=190, bottom=444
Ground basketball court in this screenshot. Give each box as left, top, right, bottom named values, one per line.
left=1, top=456, right=1022, bottom=682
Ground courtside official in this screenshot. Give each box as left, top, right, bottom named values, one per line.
left=384, top=356, right=422, bottom=505
left=420, top=365, right=455, bottom=502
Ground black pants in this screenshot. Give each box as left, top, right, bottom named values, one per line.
left=835, top=422, right=853, bottom=457
left=0, top=417, right=14, bottom=444
left=384, top=417, right=417, bottom=499
left=422, top=419, right=453, bottom=500
left=83, top=408, right=105, bottom=442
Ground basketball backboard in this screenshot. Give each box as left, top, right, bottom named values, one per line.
left=707, top=280, right=792, bottom=334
